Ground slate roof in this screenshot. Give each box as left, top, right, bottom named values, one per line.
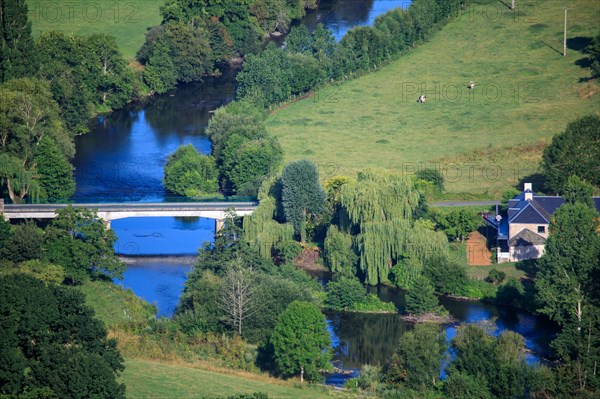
left=508, top=195, right=600, bottom=224
left=509, top=229, right=547, bottom=247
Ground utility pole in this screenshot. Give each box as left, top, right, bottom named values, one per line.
left=511, top=0, right=515, bottom=10
left=563, top=7, right=568, bottom=57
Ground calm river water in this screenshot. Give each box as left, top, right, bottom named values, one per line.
left=72, top=0, right=558, bottom=386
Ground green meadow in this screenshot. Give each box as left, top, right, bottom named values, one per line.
left=28, top=0, right=163, bottom=59
left=266, top=0, right=600, bottom=197
left=121, top=358, right=354, bottom=399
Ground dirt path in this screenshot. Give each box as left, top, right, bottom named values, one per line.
left=466, top=231, right=492, bottom=266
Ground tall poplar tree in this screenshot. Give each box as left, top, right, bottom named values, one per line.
left=281, top=160, right=326, bottom=242
left=0, top=0, right=37, bottom=83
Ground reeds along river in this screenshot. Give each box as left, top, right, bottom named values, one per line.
left=72, top=0, right=558, bottom=386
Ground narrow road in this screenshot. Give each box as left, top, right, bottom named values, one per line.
left=431, top=201, right=497, bottom=207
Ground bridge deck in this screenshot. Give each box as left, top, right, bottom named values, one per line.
left=2, top=202, right=258, bottom=221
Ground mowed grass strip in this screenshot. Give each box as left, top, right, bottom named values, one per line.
left=266, top=0, right=600, bottom=195
left=28, top=0, right=163, bottom=59
left=121, top=358, right=350, bottom=399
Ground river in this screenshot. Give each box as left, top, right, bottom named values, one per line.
left=71, top=0, right=557, bottom=387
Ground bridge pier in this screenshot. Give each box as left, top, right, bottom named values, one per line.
left=215, top=218, right=225, bottom=232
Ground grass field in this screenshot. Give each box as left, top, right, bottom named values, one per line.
left=465, top=261, right=529, bottom=281
left=28, top=0, right=163, bottom=59
left=266, top=0, right=600, bottom=197
left=122, top=358, right=354, bottom=399
left=78, top=279, right=155, bottom=327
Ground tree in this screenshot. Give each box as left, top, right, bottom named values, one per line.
left=0, top=217, right=11, bottom=248
left=220, top=258, right=260, bottom=336
left=486, top=268, right=506, bottom=285
left=0, top=78, right=72, bottom=202
left=85, top=34, right=134, bottom=109
left=431, top=208, right=480, bottom=242
left=423, top=257, right=468, bottom=295
left=0, top=0, right=37, bottom=83
left=0, top=220, right=43, bottom=263
left=541, top=115, right=600, bottom=193
left=446, top=325, right=552, bottom=398
left=176, top=270, right=225, bottom=335
left=384, top=323, right=447, bottom=391
left=243, top=272, right=313, bottom=344
left=43, top=206, right=125, bottom=283
left=535, top=203, right=600, bottom=392
left=323, top=225, right=357, bottom=276
left=585, top=34, right=600, bottom=77
left=142, top=38, right=178, bottom=94
left=222, top=136, right=283, bottom=195
left=164, top=144, right=219, bottom=197
left=0, top=259, right=65, bottom=284
left=562, top=175, right=595, bottom=208
left=324, top=276, right=368, bottom=311
left=338, top=170, right=448, bottom=285
left=34, top=136, right=75, bottom=202
left=281, top=160, right=326, bottom=242
left=415, top=168, right=445, bottom=192
left=0, top=274, right=125, bottom=398
left=270, top=301, right=330, bottom=382
left=404, top=275, right=440, bottom=315
left=36, top=31, right=133, bottom=133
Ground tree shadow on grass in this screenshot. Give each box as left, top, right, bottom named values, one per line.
left=567, top=37, right=597, bottom=82
left=567, top=36, right=593, bottom=52
left=516, top=172, right=547, bottom=194
left=516, top=259, right=538, bottom=278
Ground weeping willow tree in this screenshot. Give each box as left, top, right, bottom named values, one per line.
left=324, top=225, right=357, bottom=276
left=0, top=153, right=41, bottom=203
left=243, top=196, right=294, bottom=259
left=339, top=170, right=448, bottom=285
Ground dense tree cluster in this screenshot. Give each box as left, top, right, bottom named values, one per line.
left=164, top=144, right=219, bottom=197
left=138, top=0, right=317, bottom=93
left=194, top=99, right=283, bottom=196
left=535, top=201, right=600, bottom=395
left=0, top=207, right=124, bottom=284
left=0, top=274, right=125, bottom=399
left=0, top=78, right=74, bottom=202
left=0, top=1, right=135, bottom=202
left=37, top=32, right=135, bottom=133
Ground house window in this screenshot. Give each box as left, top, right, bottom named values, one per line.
left=537, top=226, right=546, bottom=234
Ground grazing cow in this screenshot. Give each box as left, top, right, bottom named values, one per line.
left=418, top=95, right=426, bottom=103
left=468, top=81, right=475, bottom=90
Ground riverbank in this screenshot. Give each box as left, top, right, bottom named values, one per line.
left=400, top=312, right=456, bottom=324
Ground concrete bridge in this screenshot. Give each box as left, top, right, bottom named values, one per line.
left=0, top=201, right=258, bottom=230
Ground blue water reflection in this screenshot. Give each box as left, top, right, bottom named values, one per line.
left=112, top=217, right=214, bottom=255
left=116, top=262, right=192, bottom=317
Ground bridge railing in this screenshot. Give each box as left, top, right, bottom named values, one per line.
left=0, top=195, right=258, bottom=205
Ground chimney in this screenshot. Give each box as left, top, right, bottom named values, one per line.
left=524, top=182, right=532, bottom=192
left=524, top=182, right=533, bottom=201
